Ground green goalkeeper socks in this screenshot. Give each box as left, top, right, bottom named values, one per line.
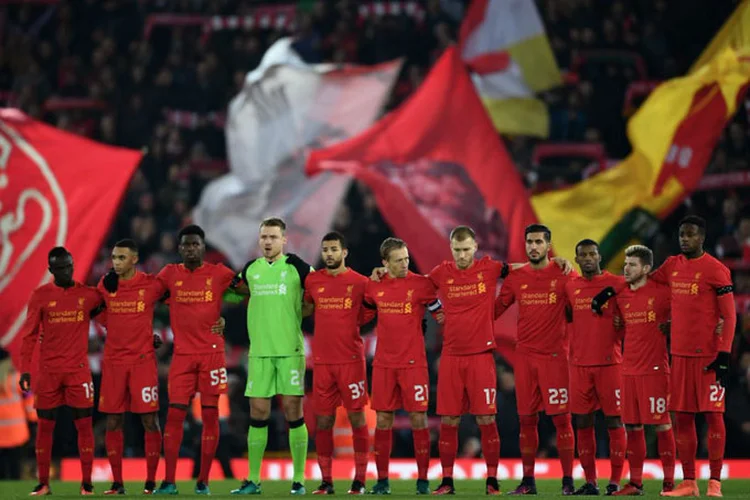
left=288, top=419, right=309, bottom=484
left=247, top=423, right=268, bottom=484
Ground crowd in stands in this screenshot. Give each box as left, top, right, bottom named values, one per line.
left=3, top=0, right=750, bottom=476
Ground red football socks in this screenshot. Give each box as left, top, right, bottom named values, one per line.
left=144, top=429, right=162, bottom=483
left=374, top=428, right=392, bottom=480
left=479, top=423, right=500, bottom=478
left=519, top=414, right=539, bottom=478
left=657, top=428, right=676, bottom=484
left=608, top=426, right=626, bottom=484
left=198, top=406, right=220, bottom=484
left=413, top=428, right=431, bottom=481
left=705, top=413, right=726, bottom=480
left=316, top=428, right=334, bottom=483
left=627, top=428, right=646, bottom=486
left=438, top=423, right=458, bottom=479
left=352, top=425, right=370, bottom=483
left=553, top=414, right=575, bottom=477
left=36, top=418, right=55, bottom=485
left=675, top=412, right=697, bottom=480
left=74, top=417, right=95, bottom=485
left=105, top=429, right=124, bottom=484
left=577, top=426, right=597, bottom=484
left=164, top=407, right=187, bottom=483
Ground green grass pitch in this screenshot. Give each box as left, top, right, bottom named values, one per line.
left=1, top=480, right=749, bottom=498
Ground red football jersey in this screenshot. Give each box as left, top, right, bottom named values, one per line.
left=496, top=263, right=576, bottom=356
left=615, top=279, right=671, bottom=376
left=156, top=263, right=236, bottom=355
left=651, top=253, right=733, bottom=357
left=565, top=272, right=625, bottom=366
left=304, top=268, right=369, bottom=365
left=428, top=256, right=504, bottom=356
left=365, top=272, right=437, bottom=368
left=20, top=282, right=102, bottom=373
left=97, top=271, right=166, bottom=365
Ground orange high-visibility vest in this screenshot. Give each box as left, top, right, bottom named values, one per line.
left=333, top=404, right=376, bottom=458
left=0, top=371, right=33, bottom=448
left=191, top=393, right=230, bottom=423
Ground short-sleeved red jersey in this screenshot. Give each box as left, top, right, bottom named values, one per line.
left=496, top=263, right=575, bottom=356
left=156, top=263, right=236, bottom=355
left=304, top=268, right=369, bottom=365
left=650, top=253, right=734, bottom=357
left=97, top=271, right=166, bottom=365
left=565, top=272, right=625, bottom=366
left=365, top=272, right=437, bottom=368
left=428, top=256, right=504, bottom=356
left=615, top=279, right=671, bottom=376
left=20, top=282, right=102, bottom=373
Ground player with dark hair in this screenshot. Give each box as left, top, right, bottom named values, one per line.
left=365, top=238, right=440, bottom=495
left=647, top=216, right=735, bottom=498
left=303, top=231, right=373, bottom=495
left=564, top=239, right=626, bottom=495
left=20, top=247, right=103, bottom=496
left=597, top=245, right=676, bottom=496
left=97, top=239, right=224, bottom=495
left=495, top=224, right=577, bottom=495
left=153, top=224, right=240, bottom=495
left=231, top=217, right=313, bottom=496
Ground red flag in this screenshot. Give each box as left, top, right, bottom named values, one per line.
left=305, top=47, right=536, bottom=272
left=0, top=109, right=142, bottom=362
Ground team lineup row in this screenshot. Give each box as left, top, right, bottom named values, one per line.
left=19, top=215, right=734, bottom=496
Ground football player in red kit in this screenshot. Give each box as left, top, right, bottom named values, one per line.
left=650, top=217, right=735, bottom=498
left=20, top=247, right=102, bottom=496
left=564, top=239, right=626, bottom=495
left=303, top=232, right=373, bottom=495
left=495, top=224, right=577, bottom=495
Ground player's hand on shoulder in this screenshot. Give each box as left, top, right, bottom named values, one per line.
left=19, top=373, right=31, bottom=393
left=370, top=267, right=387, bottom=282
left=552, top=256, right=574, bottom=274
left=592, top=286, right=616, bottom=315
left=102, top=268, right=119, bottom=293
left=705, top=352, right=731, bottom=387
left=153, top=334, right=163, bottom=349
left=658, top=320, right=670, bottom=335
left=211, top=316, right=226, bottom=336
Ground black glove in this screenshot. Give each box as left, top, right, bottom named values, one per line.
left=153, top=334, right=163, bottom=349
left=591, top=286, right=616, bottom=315
left=500, top=262, right=510, bottom=279
left=102, top=268, right=119, bottom=293
left=705, top=351, right=731, bottom=387
left=19, top=373, right=31, bottom=393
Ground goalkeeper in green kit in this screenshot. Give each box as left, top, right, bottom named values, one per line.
left=231, top=218, right=313, bottom=496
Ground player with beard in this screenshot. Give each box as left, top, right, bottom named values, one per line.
left=231, top=218, right=313, bottom=496
left=596, top=245, right=676, bottom=496
left=302, top=232, right=373, bottom=495
left=495, top=224, right=577, bottom=495
left=20, top=247, right=103, bottom=496
left=564, top=239, right=626, bottom=495
left=648, top=216, right=735, bottom=498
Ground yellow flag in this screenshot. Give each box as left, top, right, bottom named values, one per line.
left=690, top=0, right=750, bottom=73
left=531, top=48, right=750, bottom=271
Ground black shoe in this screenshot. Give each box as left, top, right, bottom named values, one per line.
left=508, top=477, right=537, bottom=495
left=348, top=480, right=366, bottom=494
left=486, top=477, right=501, bottom=495
left=313, top=481, right=335, bottom=494
left=605, top=483, right=620, bottom=496
left=562, top=476, right=576, bottom=496
left=81, top=483, right=94, bottom=495
left=433, top=477, right=455, bottom=495
left=104, top=482, right=126, bottom=495
left=574, top=482, right=600, bottom=495
left=143, top=481, right=157, bottom=494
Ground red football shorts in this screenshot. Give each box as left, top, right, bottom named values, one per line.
left=100, top=355, right=160, bottom=414
left=168, top=352, right=227, bottom=406
left=569, top=364, right=622, bottom=416
left=670, top=355, right=725, bottom=413
left=514, top=352, right=570, bottom=416
left=371, top=365, right=429, bottom=413
left=313, top=360, right=368, bottom=415
left=34, top=369, right=94, bottom=410
left=437, top=352, right=498, bottom=416
left=622, top=373, right=670, bottom=425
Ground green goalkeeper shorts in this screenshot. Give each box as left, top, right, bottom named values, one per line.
left=246, top=355, right=306, bottom=398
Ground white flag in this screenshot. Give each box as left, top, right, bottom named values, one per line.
left=194, top=38, right=402, bottom=268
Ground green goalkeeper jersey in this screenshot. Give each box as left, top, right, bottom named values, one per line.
left=240, top=255, right=310, bottom=357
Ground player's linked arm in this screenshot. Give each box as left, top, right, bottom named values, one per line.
left=285, top=253, right=313, bottom=287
